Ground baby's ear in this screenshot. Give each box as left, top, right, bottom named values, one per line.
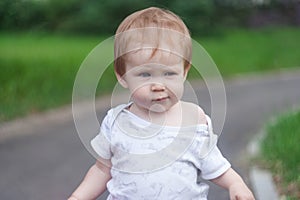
left=183, top=64, right=191, bottom=80
left=116, top=73, right=128, bottom=88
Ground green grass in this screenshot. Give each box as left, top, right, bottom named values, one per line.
left=0, top=32, right=112, bottom=121
left=260, top=110, right=300, bottom=199
left=1, top=27, right=300, bottom=121
left=196, top=27, right=300, bottom=76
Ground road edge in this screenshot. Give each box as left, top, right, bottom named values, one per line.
left=0, top=92, right=130, bottom=142
left=247, top=130, right=280, bottom=200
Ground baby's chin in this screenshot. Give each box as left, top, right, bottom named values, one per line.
left=147, top=104, right=170, bottom=113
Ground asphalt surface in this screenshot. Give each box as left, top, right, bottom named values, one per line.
left=1, top=69, right=300, bottom=200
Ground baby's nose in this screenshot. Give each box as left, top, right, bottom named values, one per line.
left=151, top=83, right=166, bottom=92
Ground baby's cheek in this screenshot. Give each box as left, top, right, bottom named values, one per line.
left=131, top=88, right=149, bottom=102
left=167, top=82, right=184, bottom=99
left=128, top=82, right=148, bottom=95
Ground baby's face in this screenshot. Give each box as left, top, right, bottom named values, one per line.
left=118, top=49, right=188, bottom=113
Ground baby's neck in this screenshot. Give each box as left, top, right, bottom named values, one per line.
left=128, top=102, right=182, bottom=126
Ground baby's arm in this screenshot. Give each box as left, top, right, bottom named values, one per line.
left=68, top=157, right=112, bottom=200
left=211, top=167, right=255, bottom=200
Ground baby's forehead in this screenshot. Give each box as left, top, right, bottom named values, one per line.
left=125, top=49, right=183, bottom=67
left=115, top=28, right=191, bottom=63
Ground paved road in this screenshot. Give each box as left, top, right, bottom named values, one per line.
left=1, top=69, right=300, bottom=200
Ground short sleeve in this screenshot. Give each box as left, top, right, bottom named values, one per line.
left=198, top=115, right=231, bottom=180
left=90, top=111, right=113, bottom=159
left=199, top=145, right=231, bottom=180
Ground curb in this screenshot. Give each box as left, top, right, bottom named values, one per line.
left=247, top=131, right=280, bottom=200
left=0, top=91, right=131, bottom=142
left=0, top=94, right=110, bottom=142
left=249, top=167, right=280, bottom=200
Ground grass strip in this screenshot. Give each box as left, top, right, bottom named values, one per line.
left=260, top=110, right=300, bottom=199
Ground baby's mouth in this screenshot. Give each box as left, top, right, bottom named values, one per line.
left=153, top=96, right=169, bottom=102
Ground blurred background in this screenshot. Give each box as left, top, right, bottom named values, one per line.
left=1, top=0, right=300, bottom=122
left=1, top=0, right=300, bottom=36
left=0, top=0, right=300, bottom=199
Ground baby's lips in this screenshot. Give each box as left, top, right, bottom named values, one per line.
left=153, top=96, right=169, bottom=102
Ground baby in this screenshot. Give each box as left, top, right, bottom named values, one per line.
left=69, top=7, right=255, bottom=200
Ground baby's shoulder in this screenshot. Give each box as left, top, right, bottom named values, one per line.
left=180, top=101, right=207, bottom=125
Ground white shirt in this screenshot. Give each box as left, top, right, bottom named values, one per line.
left=91, top=103, right=231, bottom=200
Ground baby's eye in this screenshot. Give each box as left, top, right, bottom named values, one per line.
left=138, top=72, right=151, bottom=77
left=164, top=72, right=177, bottom=76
